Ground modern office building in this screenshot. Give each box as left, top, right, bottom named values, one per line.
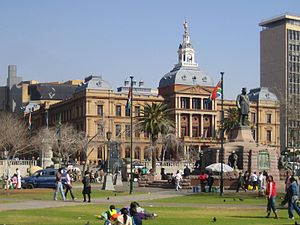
left=260, top=14, right=300, bottom=152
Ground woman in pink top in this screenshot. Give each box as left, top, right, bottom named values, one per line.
left=265, top=175, right=278, bottom=219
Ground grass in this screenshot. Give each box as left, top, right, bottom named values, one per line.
left=145, top=192, right=280, bottom=205
left=0, top=192, right=295, bottom=225
left=0, top=188, right=134, bottom=201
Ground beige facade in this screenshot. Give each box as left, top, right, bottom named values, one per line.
left=31, top=76, right=164, bottom=163
left=260, top=14, right=300, bottom=151
left=29, top=20, right=281, bottom=164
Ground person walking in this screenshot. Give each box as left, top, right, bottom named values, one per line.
left=174, top=170, right=182, bottom=191
left=251, top=171, right=258, bottom=191
left=65, top=170, right=75, bottom=200
left=53, top=168, right=66, bottom=201
left=287, top=176, right=300, bottom=220
left=236, top=172, right=247, bottom=192
left=82, top=171, right=91, bottom=202
left=265, top=175, right=278, bottom=219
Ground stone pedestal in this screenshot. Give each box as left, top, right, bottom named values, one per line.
left=203, top=126, right=280, bottom=181
left=41, top=143, right=53, bottom=169
left=102, top=173, right=115, bottom=191
left=229, top=126, right=255, bottom=143
left=115, top=172, right=123, bottom=186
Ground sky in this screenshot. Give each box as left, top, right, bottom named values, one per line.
left=0, top=1, right=300, bottom=100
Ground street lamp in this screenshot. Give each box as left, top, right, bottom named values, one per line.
left=102, top=131, right=115, bottom=191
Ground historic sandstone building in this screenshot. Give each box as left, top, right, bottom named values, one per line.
left=29, top=21, right=280, bottom=166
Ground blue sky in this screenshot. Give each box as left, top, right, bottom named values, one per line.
left=0, top=0, right=299, bottom=99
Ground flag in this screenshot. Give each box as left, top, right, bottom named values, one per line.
left=126, top=87, right=132, bottom=111
left=28, top=112, right=32, bottom=130
left=208, top=79, right=222, bottom=102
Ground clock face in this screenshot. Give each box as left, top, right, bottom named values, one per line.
left=187, top=54, right=192, bottom=62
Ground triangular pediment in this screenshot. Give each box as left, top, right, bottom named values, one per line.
left=175, top=85, right=213, bottom=95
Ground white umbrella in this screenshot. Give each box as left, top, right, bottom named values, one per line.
left=205, top=163, right=234, bottom=173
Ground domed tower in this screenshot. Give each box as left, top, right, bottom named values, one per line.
left=159, top=21, right=217, bottom=158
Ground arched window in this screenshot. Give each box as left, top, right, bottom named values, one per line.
left=134, top=147, right=141, bottom=160
left=125, top=146, right=130, bottom=158
left=144, top=147, right=151, bottom=161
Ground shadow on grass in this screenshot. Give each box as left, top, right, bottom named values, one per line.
left=230, top=215, right=274, bottom=219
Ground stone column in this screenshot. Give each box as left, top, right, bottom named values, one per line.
left=189, top=114, right=193, bottom=137
left=211, top=115, right=215, bottom=137
left=178, top=113, right=181, bottom=138
left=200, top=114, right=204, bottom=137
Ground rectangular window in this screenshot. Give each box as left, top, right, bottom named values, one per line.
left=181, top=126, right=187, bottom=137
left=203, top=99, right=212, bottom=110
left=125, top=108, right=131, bottom=117
left=181, top=97, right=190, bottom=109
left=125, top=125, right=131, bottom=138
left=267, top=114, right=272, bottom=124
left=116, top=105, right=121, bottom=116
left=192, top=98, right=201, bottom=109
left=97, top=123, right=104, bottom=137
left=192, top=126, right=199, bottom=137
left=97, top=105, right=103, bottom=116
left=135, top=106, right=141, bottom=117
left=144, top=131, right=149, bottom=138
left=135, top=129, right=140, bottom=138
left=115, top=124, right=121, bottom=137
left=267, top=130, right=272, bottom=142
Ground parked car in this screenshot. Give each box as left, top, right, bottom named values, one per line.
left=21, top=168, right=66, bottom=189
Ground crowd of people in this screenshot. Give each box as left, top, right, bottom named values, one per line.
left=100, top=201, right=157, bottom=225
left=3, top=168, right=22, bottom=190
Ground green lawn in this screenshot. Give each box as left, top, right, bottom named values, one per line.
left=0, top=188, right=133, bottom=201
left=0, top=193, right=296, bottom=225
left=146, top=192, right=282, bottom=205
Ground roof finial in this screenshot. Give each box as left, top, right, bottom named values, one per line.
left=183, top=19, right=188, bottom=34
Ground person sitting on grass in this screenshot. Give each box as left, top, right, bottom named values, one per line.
left=130, top=206, right=142, bottom=225
left=130, top=201, right=157, bottom=220
left=115, top=208, right=133, bottom=225
left=103, top=205, right=119, bottom=225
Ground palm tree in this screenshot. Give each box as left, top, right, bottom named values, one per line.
left=137, top=103, right=174, bottom=172
left=223, top=108, right=240, bottom=137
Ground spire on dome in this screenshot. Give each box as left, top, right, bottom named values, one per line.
left=183, top=20, right=189, bottom=34
left=174, top=20, right=198, bottom=70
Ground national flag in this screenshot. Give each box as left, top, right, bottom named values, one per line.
left=126, top=87, right=132, bottom=111
left=208, top=79, right=222, bottom=102
left=28, top=112, right=32, bottom=130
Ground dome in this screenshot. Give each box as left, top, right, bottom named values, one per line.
left=75, top=75, right=112, bottom=93
left=248, top=87, right=278, bottom=101
left=159, top=67, right=214, bottom=88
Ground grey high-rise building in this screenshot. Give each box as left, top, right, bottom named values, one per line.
left=6, top=65, right=23, bottom=112
left=260, top=14, right=300, bottom=152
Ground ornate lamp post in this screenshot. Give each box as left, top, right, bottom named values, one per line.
left=102, top=131, right=115, bottom=190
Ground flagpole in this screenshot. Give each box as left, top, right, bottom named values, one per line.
left=220, top=72, right=224, bottom=196
left=129, top=75, right=134, bottom=194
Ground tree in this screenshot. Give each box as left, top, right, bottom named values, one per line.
left=223, top=107, right=240, bottom=138
left=137, top=103, right=174, bottom=172
left=32, top=124, right=86, bottom=166
left=0, top=112, right=33, bottom=160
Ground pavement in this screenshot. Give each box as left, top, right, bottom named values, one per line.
left=0, top=182, right=191, bottom=212
left=0, top=182, right=280, bottom=212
